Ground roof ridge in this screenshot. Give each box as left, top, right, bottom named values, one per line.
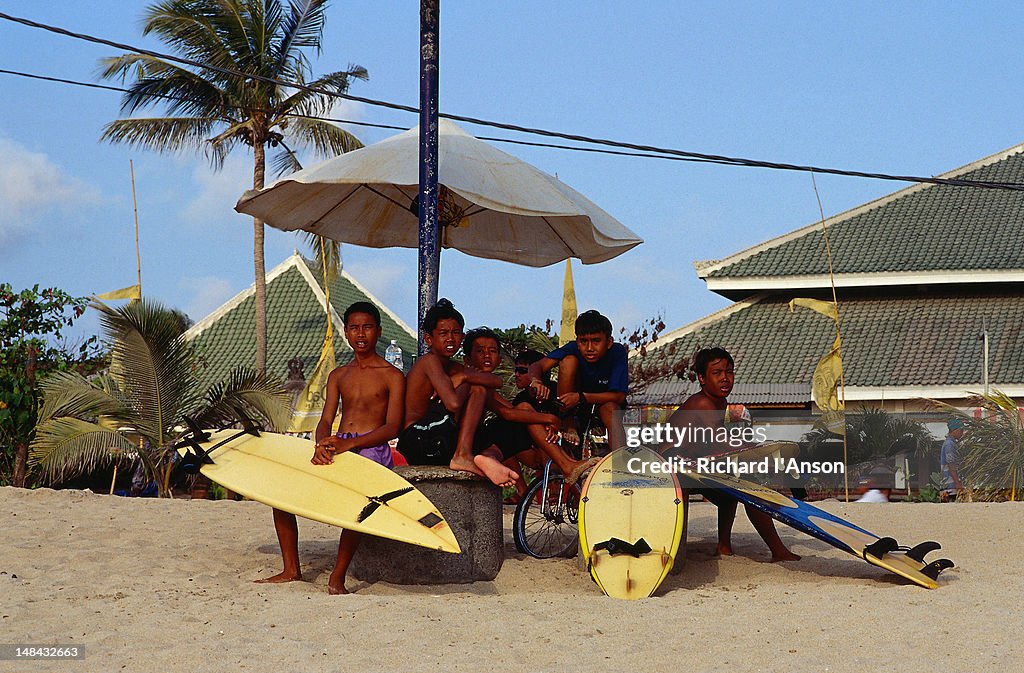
left=694, top=142, right=1024, bottom=278
left=633, top=291, right=772, bottom=356
left=184, top=253, right=302, bottom=340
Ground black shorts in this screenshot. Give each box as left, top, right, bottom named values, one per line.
left=473, top=417, right=532, bottom=459
left=398, top=401, right=458, bottom=465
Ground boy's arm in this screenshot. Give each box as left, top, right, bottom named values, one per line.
left=526, top=357, right=560, bottom=400
left=458, top=365, right=502, bottom=389
left=422, top=355, right=464, bottom=413
left=314, top=369, right=343, bottom=444
left=314, top=370, right=407, bottom=462
left=559, top=389, right=626, bottom=409
left=492, top=394, right=559, bottom=427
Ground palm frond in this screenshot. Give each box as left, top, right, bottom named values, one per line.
left=100, top=117, right=218, bottom=154
left=284, top=117, right=363, bottom=158
left=37, top=371, right=133, bottom=425
left=95, top=300, right=201, bottom=445
left=274, top=0, right=328, bottom=62
left=938, top=390, right=1024, bottom=489
left=29, top=417, right=140, bottom=484
left=270, top=142, right=304, bottom=178
left=193, top=366, right=292, bottom=432
left=279, top=67, right=368, bottom=116
left=300, top=231, right=341, bottom=284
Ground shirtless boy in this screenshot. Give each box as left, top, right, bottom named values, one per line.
left=397, top=299, right=517, bottom=487
left=526, top=309, right=628, bottom=452
left=462, top=330, right=598, bottom=489
left=664, top=347, right=799, bottom=562
left=256, top=301, right=405, bottom=594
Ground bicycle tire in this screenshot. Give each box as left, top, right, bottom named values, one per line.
left=512, top=473, right=581, bottom=559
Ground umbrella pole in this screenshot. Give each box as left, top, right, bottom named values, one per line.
left=417, top=0, right=441, bottom=354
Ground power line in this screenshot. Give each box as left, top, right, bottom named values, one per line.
left=3, top=10, right=1024, bottom=192
left=0, top=67, right=732, bottom=165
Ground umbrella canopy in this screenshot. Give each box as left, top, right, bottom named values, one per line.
left=235, top=119, right=642, bottom=267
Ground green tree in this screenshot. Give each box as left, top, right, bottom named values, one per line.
left=99, top=0, right=367, bottom=372
left=804, top=405, right=934, bottom=466
left=943, top=390, right=1024, bottom=497
left=30, top=300, right=290, bottom=496
left=0, top=284, right=101, bottom=487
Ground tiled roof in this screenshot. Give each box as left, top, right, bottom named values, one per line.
left=698, top=144, right=1024, bottom=283
left=637, top=290, right=1024, bottom=394
left=185, top=253, right=416, bottom=387
left=633, top=381, right=809, bottom=407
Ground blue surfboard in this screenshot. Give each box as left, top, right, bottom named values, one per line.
left=679, top=469, right=953, bottom=588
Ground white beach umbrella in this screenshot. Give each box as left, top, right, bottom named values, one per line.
left=234, top=119, right=642, bottom=267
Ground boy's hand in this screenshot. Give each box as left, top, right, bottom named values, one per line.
left=543, top=419, right=560, bottom=443
left=530, top=379, right=550, bottom=401
left=557, top=391, right=584, bottom=409
left=311, top=443, right=335, bottom=465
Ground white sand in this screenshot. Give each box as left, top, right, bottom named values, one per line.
left=1, top=486, right=1021, bottom=673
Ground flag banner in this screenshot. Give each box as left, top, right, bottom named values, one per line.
left=96, top=284, right=141, bottom=301
left=559, top=259, right=577, bottom=345
left=788, top=297, right=837, bottom=321
left=287, top=333, right=336, bottom=434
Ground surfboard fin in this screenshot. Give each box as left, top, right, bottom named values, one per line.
left=921, top=558, right=955, bottom=580
left=905, top=541, right=942, bottom=563
left=863, top=537, right=899, bottom=559
left=357, top=487, right=415, bottom=523
left=593, top=537, right=652, bottom=558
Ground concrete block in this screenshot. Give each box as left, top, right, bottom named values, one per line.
left=350, top=466, right=503, bottom=584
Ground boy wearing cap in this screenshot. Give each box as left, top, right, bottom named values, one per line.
left=941, top=418, right=966, bottom=502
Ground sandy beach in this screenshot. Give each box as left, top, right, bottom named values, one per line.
left=2, top=486, right=1020, bottom=673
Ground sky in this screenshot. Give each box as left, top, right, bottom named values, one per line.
left=3, top=1, right=1024, bottom=352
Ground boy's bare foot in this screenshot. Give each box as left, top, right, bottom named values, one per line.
left=255, top=571, right=302, bottom=584
left=715, top=543, right=734, bottom=556
left=327, top=580, right=350, bottom=595
left=566, top=457, right=602, bottom=486
left=770, top=550, right=801, bottom=562
left=452, top=454, right=517, bottom=487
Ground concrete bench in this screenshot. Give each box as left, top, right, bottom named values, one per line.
left=349, top=466, right=503, bottom=584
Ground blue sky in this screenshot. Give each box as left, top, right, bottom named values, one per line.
left=3, top=1, right=1024, bottom=351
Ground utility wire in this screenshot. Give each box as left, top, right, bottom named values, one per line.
left=0, top=67, right=790, bottom=166
left=3, top=10, right=1024, bottom=192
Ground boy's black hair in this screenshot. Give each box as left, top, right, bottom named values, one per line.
left=515, top=349, right=550, bottom=382
left=574, top=309, right=613, bottom=338
left=514, top=349, right=545, bottom=366
left=344, top=301, right=381, bottom=326
left=463, top=327, right=501, bottom=357
left=692, top=347, right=734, bottom=378
left=423, top=298, right=464, bottom=333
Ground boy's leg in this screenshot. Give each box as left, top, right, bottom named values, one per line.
left=450, top=384, right=517, bottom=486
left=255, top=507, right=302, bottom=583
left=327, top=529, right=362, bottom=595
left=703, top=491, right=737, bottom=556
left=745, top=506, right=800, bottom=562
left=597, top=401, right=626, bottom=451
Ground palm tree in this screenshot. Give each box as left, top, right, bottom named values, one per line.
left=804, top=405, right=934, bottom=467
left=29, top=300, right=290, bottom=496
left=98, top=0, right=367, bottom=372
left=941, top=390, right=1024, bottom=496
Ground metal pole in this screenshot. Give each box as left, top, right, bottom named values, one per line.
left=981, top=318, right=990, bottom=395
left=417, top=0, right=440, bottom=353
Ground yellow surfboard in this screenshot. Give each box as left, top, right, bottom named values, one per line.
left=578, top=446, right=686, bottom=600
left=177, top=429, right=460, bottom=554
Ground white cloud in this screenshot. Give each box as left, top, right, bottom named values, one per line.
left=0, top=137, right=102, bottom=244
left=181, top=156, right=254, bottom=227
left=343, top=259, right=407, bottom=306
left=180, top=275, right=237, bottom=322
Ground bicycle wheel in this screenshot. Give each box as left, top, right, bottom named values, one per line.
left=513, top=473, right=581, bottom=559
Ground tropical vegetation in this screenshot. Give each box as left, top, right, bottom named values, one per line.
left=803, top=406, right=934, bottom=468
left=99, top=0, right=367, bottom=372
left=30, top=300, right=290, bottom=496
left=0, top=284, right=102, bottom=487
left=942, top=390, right=1024, bottom=500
